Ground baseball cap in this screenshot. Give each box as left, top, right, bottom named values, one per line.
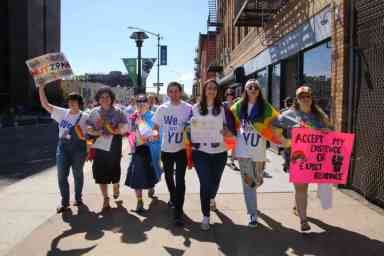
left=296, top=86, right=312, bottom=96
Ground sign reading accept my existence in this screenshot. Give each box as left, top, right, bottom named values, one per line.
left=290, top=128, right=355, bottom=184
left=26, top=52, right=73, bottom=87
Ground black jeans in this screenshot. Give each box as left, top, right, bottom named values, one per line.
left=192, top=150, right=228, bottom=217
left=161, top=149, right=187, bottom=218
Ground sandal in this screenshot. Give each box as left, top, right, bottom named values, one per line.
left=113, top=184, right=120, bottom=200
left=102, top=197, right=111, bottom=211
left=300, top=220, right=311, bottom=232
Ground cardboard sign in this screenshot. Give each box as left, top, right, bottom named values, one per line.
left=26, top=52, right=73, bottom=86
left=190, top=116, right=223, bottom=144
left=290, top=128, right=355, bottom=184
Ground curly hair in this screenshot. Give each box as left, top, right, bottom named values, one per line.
left=95, top=87, right=116, bottom=105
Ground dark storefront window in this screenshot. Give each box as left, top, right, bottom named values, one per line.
left=282, top=55, right=299, bottom=99
left=270, top=63, right=281, bottom=110
left=256, top=68, right=268, bottom=99
left=303, top=42, right=332, bottom=115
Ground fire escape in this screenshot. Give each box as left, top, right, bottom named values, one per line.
left=207, top=0, right=223, bottom=73
left=234, top=0, right=289, bottom=27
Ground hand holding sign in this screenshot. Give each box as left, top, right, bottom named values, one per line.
left=26, top=52, right=73, bottom=87
left=289, top=128, right=355, bottom=184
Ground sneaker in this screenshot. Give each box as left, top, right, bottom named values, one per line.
left=167, top=200, right=175, bottom=208
left=201, top=217, right=210, bottom=231
left=248, top=215, right=258, bottom=228
left=210, top=199, right=217, bottom=211
left=174, top=217, right=185, bottom=227
left=56, top=205, right=70, bottom=213
left=73, top=201, right=84, bottom=207
left=136, top=201, right=145, bottom=213
left=148, top=188, right=155, bottom=198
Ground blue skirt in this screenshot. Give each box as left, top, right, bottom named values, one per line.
left=125, top=145, right=158, bottom=189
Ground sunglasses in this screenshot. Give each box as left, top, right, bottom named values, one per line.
left=246, top=86, right=259, bottom=91
left=137, top=99, right=148, bottom=103
left=298, top=94, right=312, bottom=99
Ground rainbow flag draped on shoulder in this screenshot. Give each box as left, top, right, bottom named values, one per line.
left=229, top=99, right=283, bottom=145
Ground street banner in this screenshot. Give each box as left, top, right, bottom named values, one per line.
left=289, top=128, right=355, bottom=184
left=142, top=58, right=157, bottom=82
left=160, top=45, right=167, bottom=65
left=26, top=52, right=73, bottom=87
left=190, top=116, right=223, bottom=144
left=122, top=58, right=137, bottom=86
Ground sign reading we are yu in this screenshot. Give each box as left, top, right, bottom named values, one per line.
left=290, top=128, right=355, bottom=184
left=26, top=52, right=73, bottom=87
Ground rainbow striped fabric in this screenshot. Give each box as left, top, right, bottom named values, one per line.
left=74, top=124, right=86, bottom=140
left=230, top=99, right=283, bottom=145
left=183, top=126, right=193, bottom=169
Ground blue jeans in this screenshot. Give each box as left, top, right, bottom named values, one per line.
left=192, top=150, right=227, bottom=217
left=56, top=139, right=86, bottom=207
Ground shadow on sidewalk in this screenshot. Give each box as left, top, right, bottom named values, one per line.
left=44, top=200, right=384, bottom=256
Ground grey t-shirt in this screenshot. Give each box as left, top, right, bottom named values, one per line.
left=273, top=109, right=327, bottom=139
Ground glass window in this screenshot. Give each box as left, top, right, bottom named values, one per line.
left=271, top=63, right=281, bottom=110
left=303, top=42, right=332, bottom=115
left=256, top=68, right=268, bottom=99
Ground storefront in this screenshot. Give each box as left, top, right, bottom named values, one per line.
left=243, top=6, right=332, bottom=113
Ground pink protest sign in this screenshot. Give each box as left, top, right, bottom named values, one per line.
left=289, top=128, right=355, bottom=184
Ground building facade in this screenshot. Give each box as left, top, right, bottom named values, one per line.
left=192, top=32, right=217, bottom=97
left=73, top=71, right=134, bottom=88
left=208, top=0, right=384, bottom=206
left=0, top=0, right=61, bottom=113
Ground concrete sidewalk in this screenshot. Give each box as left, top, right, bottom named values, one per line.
left=1, top=143, right=383, bottom=255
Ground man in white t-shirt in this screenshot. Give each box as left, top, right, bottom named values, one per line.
left=153, top=82, right=192, bottom=226
left=38, top=83, right=89, bottom=213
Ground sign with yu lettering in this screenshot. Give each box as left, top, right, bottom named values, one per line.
left=289, top=128, right=355, bottom=184
left=26, top=52, right=73, bottom=87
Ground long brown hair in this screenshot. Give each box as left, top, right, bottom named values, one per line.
left=293, top=95, right=330, bottom=127
left=199, top=79, right=222, bottom=116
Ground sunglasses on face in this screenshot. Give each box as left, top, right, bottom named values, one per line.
left=246, top=86, right=259, bottom=91
left=137, top=99, right=148, bottom=103
left=298, top=94, right=312, bottom=99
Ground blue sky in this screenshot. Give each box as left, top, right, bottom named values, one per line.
left=62, top=0, right=208, bottom=95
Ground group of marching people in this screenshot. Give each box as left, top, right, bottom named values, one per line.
left=38, top=77, right=331, bottom=232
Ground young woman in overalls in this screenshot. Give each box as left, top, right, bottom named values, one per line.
left=38, top=83, right=89, bottom=213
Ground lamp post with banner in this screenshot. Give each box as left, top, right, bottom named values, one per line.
left=130, top=31, right=148, bottom=94
left=128, top=26, right=167, bottom=96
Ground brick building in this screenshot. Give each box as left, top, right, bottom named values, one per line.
left=192, top=32, right=217, bottom=97
left=207, top=0, right=384, bottom=206
left=0, top=0, right=61, bottom=113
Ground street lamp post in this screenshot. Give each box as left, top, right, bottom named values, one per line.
left=130, top=31, right=148, bottom=94
left=128, top=26, right=162, bottom=96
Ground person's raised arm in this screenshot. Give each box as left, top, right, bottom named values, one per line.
left=38, top=83, right=54, bottom=113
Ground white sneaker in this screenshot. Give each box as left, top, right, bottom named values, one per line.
left=210, top=199, right=217, bottom=211
left=201, top=216, right=210, bottom=231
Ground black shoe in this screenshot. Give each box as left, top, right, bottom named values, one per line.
left=167, top=200, right=174, bottom=208
left=56, top=205, right=70, bottom=213
left=73, top=201, right=84, bottom=207
left=174, top=217, right=185, bottom=227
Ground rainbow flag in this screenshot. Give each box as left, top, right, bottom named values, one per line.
left=183, top=126, right=193, bottom=169
left=74, top=124, right=86, bottom=141
left=104, top=122, right=119, bottom=135
left=230, top=99, right=283, bottom=145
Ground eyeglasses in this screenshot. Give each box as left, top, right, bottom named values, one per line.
left=137, top=99, right=148, bottom=103
left=246, top=86, right=259, bottom=91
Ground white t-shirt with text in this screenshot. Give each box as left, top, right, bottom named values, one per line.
left=51, top=106, right=89, bottom=139
left=153, top=101, right=192, bottom=153
left=235, top=103, right=266, bottom=161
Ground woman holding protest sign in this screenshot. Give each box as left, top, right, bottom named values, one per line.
left=273, top=85, right=331, bottom=232
left=86, top=87, right=128, bottom=211
left=38, top=83, right=89, bottom=213
left=125, top=94, right=162, bottom=213
left=191, top=79, right=230, bottom=231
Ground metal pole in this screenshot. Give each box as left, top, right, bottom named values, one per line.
left=137, top=45, right=143, bottom=94
left=157, top=35, right=160, bottom=96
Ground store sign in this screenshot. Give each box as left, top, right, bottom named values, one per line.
left=244, top=6, right=332, bottom=75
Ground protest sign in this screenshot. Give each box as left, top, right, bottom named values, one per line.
left=26, top=52, right=73, bottom=86
left=290, top=128, right=355, bottom=184
left=190, top=116, right=223, bottom=144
